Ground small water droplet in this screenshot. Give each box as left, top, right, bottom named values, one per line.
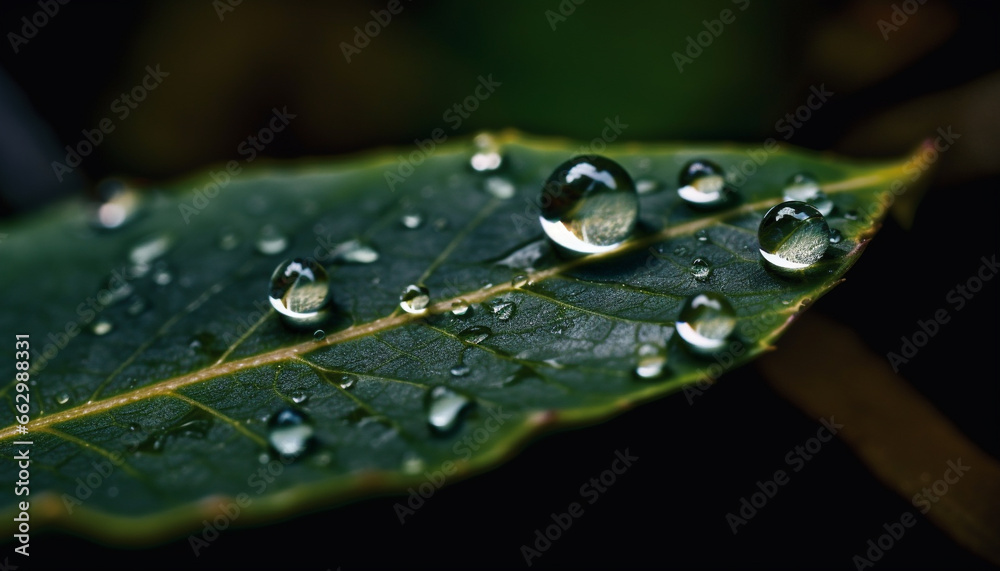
left=635, top=178, right=660, bottom=194
left=152, top=266, right=173, bottom=286
left=129, top=234, right=172, bottom=268
left=511, top=274, right=529, bottom=288
left=255, top=224, right=289, bottom=255
left=459, top=325, right=491, bottom=345
left=401, top=212, right=424, bottom=229
left=634, top=343, right=668, bottom=379
left=92, top=179, right=140, bottom=229
left=91, top=319, right=113, bottom=336
left=269, top=258, right=330, bottom=326
left=490, top=299, right=515, bottom=321
left=485, top=176, right=516, bottom=199
left=495, top=240, right=547, bottom=271
left=402, top=454, right=426, bottom=475
left=258, top=452, right=270, bottom=464
left=267, top=408, right=314, bottom=458
left=451, top=300, right=470, bottom=316
left=539, top=155, right=639, bottom=254
left=218, top=229, right=241, bottom=250
left=339, top=375, right=357, bottom=390
left=56, top=392, right=71, bottom=405
left=290, top=389, right=309, bottom=404
left=690, top=258, right=711, bottom=281
left=313, top=329, right=326, bottom=341
left=829, top=229, right=843, bottom=244
left=845, top=210, right=859, bottom=220
left=783, top=172, right=833, bottom=216
left=677, top=160, right=734, bottom=209
left=425, top=386, right=472, bottom=434
left=450, top=363, right=470, bottom=377
left=128, top=422, right=141, bottom=432
left=673, top=245, right=689, bottom=256
left=400, top=284, right=431, bottom=314
left=695, top=229, right=709, bottom=242
left=758, top=201, right=830, bottom=273
left=470, top=133, right=503, bottom=172
left=328, top=239, right=379, bottom=264
left=676, top=292, right=737, bottom=354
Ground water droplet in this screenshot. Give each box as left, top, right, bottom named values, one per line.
left=676, top=292, right=737, bottom=354
left=267, top=408, right=314, bottom=457
left=470, top=133, right=503, bottom=172
left=401, top=213, right=424, bottom=229
left=459, top=325, right=491, bottom=345
left=512, top=274, right=529, bottom=288
left=844, top=210, right=859, bottom=220
left=425, top=386, right=472, bottom=434
left=539, top=155, right=639, bottom=254
left=128, top=422, right=142, bottom=432
left=677, top=160, right=733, bottom=209
left=450, top=363, right=470, bottom=377
left=313, top=329, right=326, bottom=341
left=290, top=389, right=309, bottom=404
left=218, top=229, right=241, bottom=251
left=690, top=258, right=711, bottom=281
left=92, top=179, right=140, bottom=229
left=490, top=299, right=515, bottom=321
left=451, top=300, right=470, bottom=316
left=333, top=239, right=379, bottom=264
left=673, top=245, right=689, bottom=256
left=129, top=234, right=172, bottom=268
left=695, top=229, right=709, bottom=242
left=494, top=240, right=547, bottom=271
left=269, top=258, right=330, bottom=326
left=402, top=454, right=426, bottom=475
left=91, top=319, right=113, bottom=336
left=339, top=375, right=357, bottom=390
left=783, top=173, right=833, bottom=216
left=258, top=452, right=270, bottom=464
left=636, top=178, right=659, bottom=194
left=56, top=392, right=71, bottom=405
left=829, top=229, right=843, bottom=244
left=758, top=201, right=830, bottom=272
left=634, top=343, right=668, bottom=379
left=152, top=265, right=173, bottom=286
left=255, top=224, right=289, bottom=255
left=400, top=284, right=430, bottom=314
left=485, top=176, right=516, bottom=199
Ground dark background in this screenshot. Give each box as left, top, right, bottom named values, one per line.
left=1, top=0, right=997, bottom=569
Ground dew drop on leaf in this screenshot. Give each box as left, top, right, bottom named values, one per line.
left=635, top=178, right=659, bottom=194
left=217, top=228, right=241, bottom=251
left=634, top=343, right=668, bottom=380
left=399, top=284, right=430, bottom=314
left=339, top=375, right=357, bottom=390
left=313, top=329, right=326, bottom=341
left=425, top=386, right=472, bottom=434
left=539, top=155, right=638, bottom=254
left=829, top=229, right=843, bottom=244
left=255, top=224, right=289, bottom=255
left=335, top=239, right=379, bottom=264
left=290, top=389, right=309, bottom=404
left=267, top=408, right=314, bottom=457
left=451, top=300, right=470, bottom=316
left=268, top=258, right=330, bottom=326
left=690, top=258, right=711, bottom=281
left=450, top=363, right=470, bottom=377
left=91, top=319, right=113, bottom=336
left=56, top=392, right=71, bottom=405
left=401, top=212, right=424, bottom=229
left=758, top=201, right=830, bottom=273
left=783, top=172, right=833, bottom=216
left=470, top=132, right=503, bottom=172
left=490, top=299, right=515, bottom=321
left=92, top=179, right=140, bottom=230
left=677, top=159, right=733, bottom=209
left=511, top=274, right=529, bottom=288
left=485, top=176, right=516, bottom=199
left=695, top=229, right=709, bottom=242
left=676, top=292, right=737, bottom=354
left=459, top=325, right=491, bottom=345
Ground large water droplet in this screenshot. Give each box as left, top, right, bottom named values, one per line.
left=470, top=133, right=503, bottom=172
left=677, top=160, right=733, bottom=209
left=400, top=284, right=430, bottom=314
left=459, top=325, right=491, bottom=345
left=676, top=293, right=737, bottom=354
left=634, top=343, right=668, bottom=379
left=783, top=173, right=833, bottom=216
left=539, top=155, right=638, bottom=254
left=255, top=224, right=289, bottom=255
left=425, top=386, right=472, bottom=434
left=758, top=201, right=830, bottom=272
left=490, top=299, right=515, bottom=321
left=269, top=259, right=330, bottom=326
left=690, top=258, right=711, bottom=281
left=92, top=179, right=140, bottom=230
left=267, top=408, right=314, bottom=457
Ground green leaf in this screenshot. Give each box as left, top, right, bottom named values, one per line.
left=0, top=132, right=913, bottom=542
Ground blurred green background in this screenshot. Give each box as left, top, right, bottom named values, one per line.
left=1, top=1, right=997, bottom=569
